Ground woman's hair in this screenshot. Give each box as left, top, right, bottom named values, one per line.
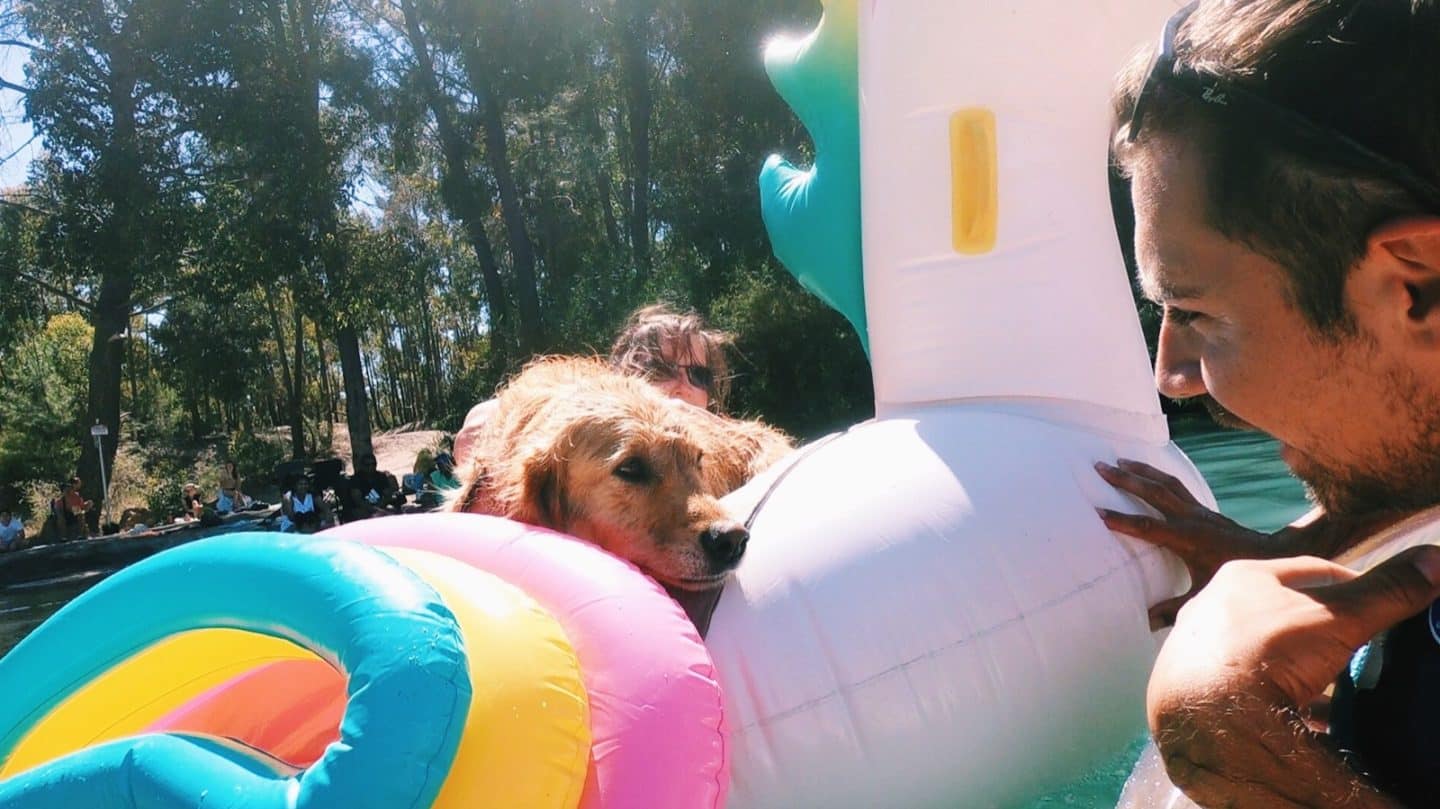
left=607, top=303, right=733, bottom=412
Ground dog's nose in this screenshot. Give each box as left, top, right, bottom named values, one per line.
left=700, top=524, right=748, bottom=568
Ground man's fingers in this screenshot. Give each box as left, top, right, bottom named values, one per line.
left=1115, top=459, right=1200, bottom=506
left=1096, top=461, right=1192, bottom=513
left=1320, top=545, right=1440, bottom=644
left=1098, top=507, right=1190, bottom=550
left=1149, top=592, right=1191, bottom=631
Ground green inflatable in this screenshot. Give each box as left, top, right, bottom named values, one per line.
left=758, top=0, right=867, bottom=355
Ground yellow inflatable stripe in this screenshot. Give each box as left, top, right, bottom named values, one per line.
left=2, top=630, right=316, bottom=778
left=950, top=107, right=998, bottom=255
left=382, top=547, right=591, bottom=809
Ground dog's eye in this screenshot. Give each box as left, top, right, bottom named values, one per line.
left=613, top=457, right=653, bottom=484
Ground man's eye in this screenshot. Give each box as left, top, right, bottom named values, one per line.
left=1165, top=306, right=1205, bottom=326
left=614, top=457, right=653, bottom=484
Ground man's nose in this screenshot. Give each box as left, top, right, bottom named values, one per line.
left=1154, top=318, right=1206, bottom=400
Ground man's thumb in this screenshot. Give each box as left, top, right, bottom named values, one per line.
left=1326, top=545, right=1440, bottom=641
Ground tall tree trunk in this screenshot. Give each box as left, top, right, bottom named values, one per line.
left=125, top=320, right=140, bottom=413
left=290, top=305, right=307, bottom=458
left=596, top=166, right=622, bottom=259
left=619, top=0, right=655, bottom=273
left=418, top=297, right=443, bottom=418
left=398, top=0, right=513, bottom=364
left=363, top=349, right=385, bottom=431
left=80, top=270, right=132, bottom=526
left=316, top=334, right=333, bottom=425
left=263, top=286, right=303, bottom=454
left=336, top=324, right=373, bottom=462
left=78, top=40, right=143, bottom=525
left=467, top=69, right=543, bottom=353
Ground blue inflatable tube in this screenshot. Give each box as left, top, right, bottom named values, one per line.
left=0, top=534, right=471, bottom=809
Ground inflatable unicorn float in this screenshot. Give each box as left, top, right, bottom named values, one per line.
left=0, top=0, right=1253, bottom=806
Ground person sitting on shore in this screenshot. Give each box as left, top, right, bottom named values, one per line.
left=117, top=507, right=156, bottom=537
left=216, top=461, right=254, bottom=514
left=406, top=450, right=440, bottom=508
left=278, top=476, right=330, bottom=534
left=343, top=452, right=403, bottom=522
left=429, top=452, right=460, bottom=492
left=52, top=477, right=92, bottom=541
left=0, top=509, right=26, bottom=552
left=180, top=483, right=205, bottom=522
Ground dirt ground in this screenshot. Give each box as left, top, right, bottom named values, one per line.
left=328, top=425, right=451, bottom=477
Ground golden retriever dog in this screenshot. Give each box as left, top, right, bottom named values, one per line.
left=451, top=357, right=793, bottom=591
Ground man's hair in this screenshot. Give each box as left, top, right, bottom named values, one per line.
left=1112, top=0, right=1440, bottom=331
left=608, top=303, right=733, bottom=412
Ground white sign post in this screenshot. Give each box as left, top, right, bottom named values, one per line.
left=91, top=423, right=110, bottom=526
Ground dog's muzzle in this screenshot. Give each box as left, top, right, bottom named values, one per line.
left=700, top=524, right=748, bottom=570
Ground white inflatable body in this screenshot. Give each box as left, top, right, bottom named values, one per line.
left=713, top=0, right=1200, bottom=806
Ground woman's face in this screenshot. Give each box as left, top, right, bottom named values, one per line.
left=652, top=335, right=711, bottom=409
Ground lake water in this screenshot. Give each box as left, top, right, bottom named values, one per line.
left=0, top=422, right=1310, bottom=807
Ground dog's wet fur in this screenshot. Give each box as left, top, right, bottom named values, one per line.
left=451, top=357, right=793, bottom=590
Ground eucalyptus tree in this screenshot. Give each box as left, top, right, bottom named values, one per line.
left=172, top=0, right=380, bottom=459
left=14, top=0, right=197, bottom=509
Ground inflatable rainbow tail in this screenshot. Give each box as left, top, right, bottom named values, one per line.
left=0, top=515, right=731, bottom=809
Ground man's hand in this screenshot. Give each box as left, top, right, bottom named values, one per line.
left=1147, top=548, right=1440, bottom=808
left=1097, top=459, right=1282, bottom=628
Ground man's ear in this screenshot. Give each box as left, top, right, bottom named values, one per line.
left=517, top=448, right=566, bottom=528
left=1364, top=217, right=1440, bottom=346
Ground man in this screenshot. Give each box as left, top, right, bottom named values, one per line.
left=0, top=508, right=26, bottom=551
left=1095, top=1, right=1440, bottom=805
left=344, top=452, right=402, bottom=522
left=54, top=476, right=92, bottom=541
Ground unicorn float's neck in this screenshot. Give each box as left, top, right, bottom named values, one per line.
left=762, top=0, right=1175, bottom=441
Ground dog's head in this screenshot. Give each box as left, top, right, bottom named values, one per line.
left=510, top=396, right=748, bottom=591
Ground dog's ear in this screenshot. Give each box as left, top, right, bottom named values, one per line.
left=449, top=462, right=491, bottom=514
left=516, top=447, right=567, bottom=528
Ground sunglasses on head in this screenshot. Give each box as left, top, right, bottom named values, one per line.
left=678, top=364, right=714, bottom=392
left=1127, top=0, right=1440, bottom=211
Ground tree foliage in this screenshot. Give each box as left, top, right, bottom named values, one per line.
left=0, top=0, right=883, bottom=514
left=0, top=313, right=92, bottom=506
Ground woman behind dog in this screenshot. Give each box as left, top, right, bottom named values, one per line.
left=607, top=303, right=732, bottom=413
left=455, top=303, right=736, bottom=464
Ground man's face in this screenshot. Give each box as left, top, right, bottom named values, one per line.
left=1131, top=135, right=1440, bottom=516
